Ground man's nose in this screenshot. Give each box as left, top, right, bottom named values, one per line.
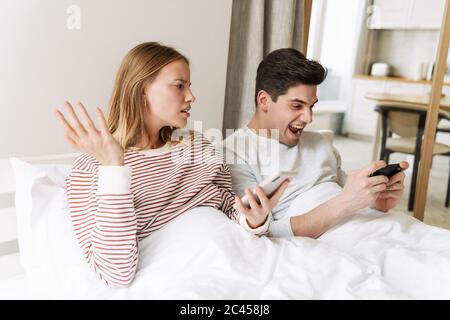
left=300, top=108, right=312, bottom=124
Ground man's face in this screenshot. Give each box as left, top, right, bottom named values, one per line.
left=263, top=84, right=318, bottom=146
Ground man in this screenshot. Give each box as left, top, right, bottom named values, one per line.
left=224, top=48, right=408, bottom=238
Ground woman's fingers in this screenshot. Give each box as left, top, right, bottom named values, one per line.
left=64, top=133, right=78, bottom=148
left=76, top=101, right=97, bottom=132
left=56, top=101, right=105, bottom=150
left=234, top=196, right=249, bottom=214
left=255, top=187, right=271, bottom=211
left=269, top=179, right=289, bottom=208
left=64, top=101, right=88, bottom=136
left=244, top=188, right=260, bottom=210
left=96, top=107, right=110, bottom=136
left=54, top=109, right=79, bottom=141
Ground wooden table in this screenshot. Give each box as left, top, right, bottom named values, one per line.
left=365, top=93, right=450, bottom=161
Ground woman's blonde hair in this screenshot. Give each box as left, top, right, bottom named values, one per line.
left=106, top=42, right=189, bottom=151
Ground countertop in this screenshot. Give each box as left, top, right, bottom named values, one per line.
left=354, top=74, right=450, bottom=86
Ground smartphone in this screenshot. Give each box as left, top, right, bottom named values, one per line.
left=240, top=171, right=298, bottom=208
left=370, top=163, right=403, bottom=178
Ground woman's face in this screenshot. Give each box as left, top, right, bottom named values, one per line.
left=143, top=59, right=195, bottom=129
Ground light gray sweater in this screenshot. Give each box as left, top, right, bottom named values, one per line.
left=222, top=126, right=347, bottom=237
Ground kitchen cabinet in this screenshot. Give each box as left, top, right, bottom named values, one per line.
left=369, top=0, right=444, bottom=30
left=369, top=0, right=410, bottom=29
left=346, top=79, right=385, bottom=136
left=408, top=0, right=445, bottom=29
left=384, top=82, right=425, bottom=95
left=346, top=77, right=449, bottom=137
left=423, top=84, right=450, bottom=96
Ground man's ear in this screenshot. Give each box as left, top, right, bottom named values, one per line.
left=256, top=90, right=270, bottom=113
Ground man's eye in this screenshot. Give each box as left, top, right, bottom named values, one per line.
left=176, top=84, right=183, bottom=89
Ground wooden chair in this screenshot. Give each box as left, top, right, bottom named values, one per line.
left=375, top=105, right=450, bottom=210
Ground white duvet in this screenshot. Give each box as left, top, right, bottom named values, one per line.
left=4, top=159, right=450, bottom=299
left=71, top=205, right=450, bottom=300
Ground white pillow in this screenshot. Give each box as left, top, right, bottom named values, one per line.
left=9, top=158, right=98, bottom=297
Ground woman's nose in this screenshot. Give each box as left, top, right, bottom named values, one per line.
left=186, top=88, right=196, bottom=103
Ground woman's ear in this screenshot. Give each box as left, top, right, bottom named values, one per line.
left=256, top=90, right=270, bottom=113
left=142, top=91, right=149, bottom=107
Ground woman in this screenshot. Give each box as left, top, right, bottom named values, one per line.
left=55, top=42, right=288, bottom=287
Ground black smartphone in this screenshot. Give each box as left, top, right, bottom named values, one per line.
left=370, top=163, right=403, bottom=178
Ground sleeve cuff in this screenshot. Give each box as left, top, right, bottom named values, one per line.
left=239, top=211, right=272, bottom=235
left=97, top=165, right=132, bottom=195
left=268, top=216, right=294, bottom=238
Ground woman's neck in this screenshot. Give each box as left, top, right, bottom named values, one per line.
left=132, top=125, right=165, bottom=150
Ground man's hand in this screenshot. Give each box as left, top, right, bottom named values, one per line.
left=235, top=180, right=289, bottom=229
left=338, top=160, right=390, bottom=214
left=370, top=161, right=409, bottom=212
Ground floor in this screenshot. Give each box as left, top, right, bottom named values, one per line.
left=333, top=135, right=450, bottom=230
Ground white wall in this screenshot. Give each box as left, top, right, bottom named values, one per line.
left=0, top=0, right=232, bottom=158
left=373, top=30, right=441, bottom=78
left=314, top=0, right=366, bottom=103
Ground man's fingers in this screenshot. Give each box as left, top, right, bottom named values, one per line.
left=386, top=181, right=404, bottom=191
left=378, top=190, right=403, bottom=199
left=371, top=183, right=387, bottom=194
left=368, top=174, right=389, bottom=186
left=387, top=171, right=405, bottom=186
left=361, top=160, right=387, bottom=177
left=399, top=161, right=409, bottom=170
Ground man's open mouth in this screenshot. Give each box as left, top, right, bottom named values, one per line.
left=288, top=123, right=304, bottom=135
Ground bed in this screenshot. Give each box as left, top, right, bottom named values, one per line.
left=1, top=134, right=450, bottom=299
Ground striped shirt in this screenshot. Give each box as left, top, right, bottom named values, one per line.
left=66, top=131, right=270, bottom=287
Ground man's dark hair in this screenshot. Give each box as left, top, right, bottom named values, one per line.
left=255, top=48, right=327, bottom=106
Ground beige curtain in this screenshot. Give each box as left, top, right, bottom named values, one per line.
left=222, top=0, right=307, bottom=135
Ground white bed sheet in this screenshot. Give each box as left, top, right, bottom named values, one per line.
left=1, top=203, right=450, bottom=300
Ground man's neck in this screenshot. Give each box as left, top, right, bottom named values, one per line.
left=247, top=113, right=272, bottom=139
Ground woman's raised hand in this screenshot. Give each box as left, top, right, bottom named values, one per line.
left=55, top=101, right=125, bottom=166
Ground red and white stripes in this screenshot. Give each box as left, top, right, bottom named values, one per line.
left=65, top=133, right=253, bottom=287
